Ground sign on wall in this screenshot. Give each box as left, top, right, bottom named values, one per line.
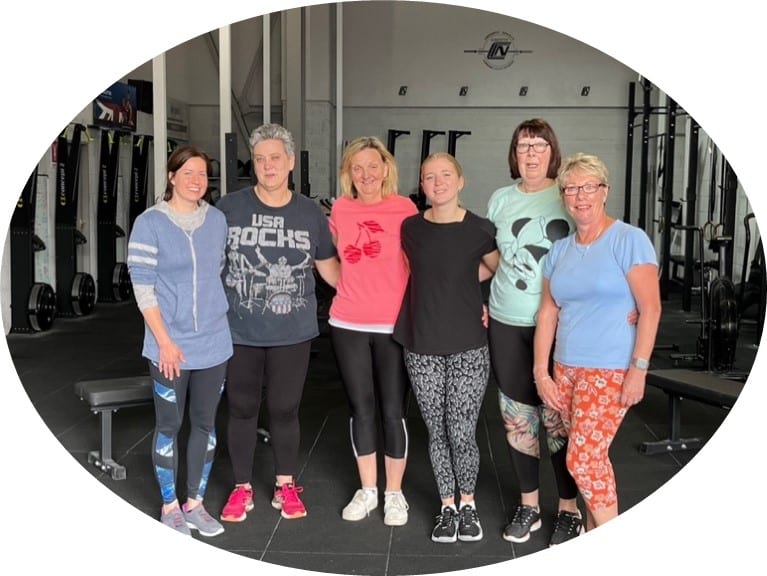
left=464, top=31, right=532, bottom=70
left=93, top=82, right=137, bottom=132
left=167, top=98, right=190, bottom=142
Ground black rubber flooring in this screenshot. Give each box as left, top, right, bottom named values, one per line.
left=5, top=287, right=760, bottom=575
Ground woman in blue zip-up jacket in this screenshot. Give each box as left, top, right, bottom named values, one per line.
left=127, top=145, right=233, bottom=538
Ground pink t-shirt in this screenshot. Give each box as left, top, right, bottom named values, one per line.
left=328, top=194, right=418, bottom=330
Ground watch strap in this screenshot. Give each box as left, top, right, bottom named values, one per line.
left=632, top=357, right=650, bottom=370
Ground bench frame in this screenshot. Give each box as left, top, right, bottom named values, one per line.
left=75, top=375, right=272, bottom=480
left=640, top=368, right=745, bottom=455
left=75, top=377, right=154, bottom=480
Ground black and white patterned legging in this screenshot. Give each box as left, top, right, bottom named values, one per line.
left=404, top=346, right=490, bottom=500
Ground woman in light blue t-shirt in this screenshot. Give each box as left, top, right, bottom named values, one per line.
left=534, top=153, right=661, bottom=531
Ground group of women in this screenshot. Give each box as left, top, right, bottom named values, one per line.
left=126, top=119, right=661, bottom=546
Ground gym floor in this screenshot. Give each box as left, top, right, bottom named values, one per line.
left=6, top=287, right=760, bottom=575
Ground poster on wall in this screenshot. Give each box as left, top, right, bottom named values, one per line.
left=167, top=97, right=189, bottom=142
left=93, top=82, right=137, bottom=132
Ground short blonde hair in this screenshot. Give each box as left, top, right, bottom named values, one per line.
left=557, top=153, right=609, bottom=191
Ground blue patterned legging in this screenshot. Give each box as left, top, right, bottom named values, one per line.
left=150, top=360, right=227, bottom=504
left=403, top=346, right=489, bottom=500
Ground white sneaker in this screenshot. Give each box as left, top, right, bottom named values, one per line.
left=384, top=492, right=409, bottom=526
left=342, top=489, right=378, bottom=521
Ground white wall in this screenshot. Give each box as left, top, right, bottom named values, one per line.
left=342, top=2, right=633, bottom=108
left=1, top=1, right=758, bottom=334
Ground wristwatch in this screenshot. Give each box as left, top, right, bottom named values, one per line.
left=632, top=357, right=650, bottom=370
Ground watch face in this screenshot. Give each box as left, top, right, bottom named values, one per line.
left=635, top=358, right=649, bottom=370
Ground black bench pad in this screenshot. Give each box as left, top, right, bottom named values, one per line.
left=646, top=369, right=743, bottom=408
left=74, top=376, right=153, bottom=409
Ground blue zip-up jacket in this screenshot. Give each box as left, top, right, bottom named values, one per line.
left=127, top=201, right=233, bottom=370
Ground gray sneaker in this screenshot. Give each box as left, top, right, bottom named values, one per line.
left=549, top=510, right=583, bottom=546
left=161, top=506, right=191, bottom=536
left=503, top=504, right=542, bottom=543
left=183, top=503, right=225, bottom=537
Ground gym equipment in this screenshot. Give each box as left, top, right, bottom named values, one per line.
left=623, top=78, right=654, bottom=231
left=625, top=79, right=705, bottom=306
left=9, top=167, right=57, bottom=333
left=54, top=124, right=97, bottom=317
left=96, top=129, right=132, bottom=303
left=73, top=374, right=273, bottom=481
left=128, top=134, right=152, bottom=232
left=386, top=129, right=410, bottom=155
left=737, top=212, right=765, bottom=340
left=447, top=130, right=471, bottom=156
left=412, top=130, right=445, bottom=210
left=224, top=132, right=255, bottom=197
left=74, top=375, right=154, bottom=480
left=300, top=150, right=311, bottom=197
left=665, top=119, right=701, bottom=311
left=670, top=224, right=739, bottom=373
left=719, top=159, right=739, bottom=280
left=639, top=368, right=744, bottom=455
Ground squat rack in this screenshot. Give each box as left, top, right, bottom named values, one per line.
left=623, top=80, right=738, bottom=310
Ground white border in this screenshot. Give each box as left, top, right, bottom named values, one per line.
left=1, top=2, right=761, bottom=574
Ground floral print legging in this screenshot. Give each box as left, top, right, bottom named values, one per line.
left=404, top=346, right=489, bottom=500
left=553, top=362, right=628, bottom=512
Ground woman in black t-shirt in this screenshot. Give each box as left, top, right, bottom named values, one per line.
left=393, top=152, right=498, bottom=544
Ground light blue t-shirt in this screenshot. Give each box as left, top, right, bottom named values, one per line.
left=543, top=219, right=657, bottom=369
left=487, top=183, right=573, bottom=326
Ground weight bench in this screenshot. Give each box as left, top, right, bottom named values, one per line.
left=74, top=376, right=154, bottom=480
left=640, top=368, right=744, bottom=455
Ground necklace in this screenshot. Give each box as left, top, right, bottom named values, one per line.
left=573, top=219, right=607, bottom=255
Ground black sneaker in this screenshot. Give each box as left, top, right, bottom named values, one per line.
left=503, top=504, right=542, bottom=543
left=431, top=506, right=458, bottom=543
left=549, top=510, right=583, bottom=546
left=457, top=504, right=483, bottom=542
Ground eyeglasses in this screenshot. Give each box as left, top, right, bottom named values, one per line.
left=515, top=141, right=550, bottom=154
left=562, top=183, right=606, bottom=196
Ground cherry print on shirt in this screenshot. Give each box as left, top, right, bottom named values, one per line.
left=343, top=220, right=383, bottom=264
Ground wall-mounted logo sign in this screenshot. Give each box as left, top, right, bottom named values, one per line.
left=464, top=31, right=532, bottom=70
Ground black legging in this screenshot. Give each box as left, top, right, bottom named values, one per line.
left=225, top=341, right=311, bottom=482
left=488, top=319, right=577, bottom=499
left=330, top=326, right=409, bottom=459
left=149, top=360, right=227, bottom=504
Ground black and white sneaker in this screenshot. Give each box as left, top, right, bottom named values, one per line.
left=549, top=510, right=583, bottom=546
left=503, top=504, right=542, bottom=543
left=457, top=504, right=483, bottom=542
left=431, top=506, right=458, bottom=543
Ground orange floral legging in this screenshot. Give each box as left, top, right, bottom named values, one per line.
left=553, top=362, right=628, bottom=512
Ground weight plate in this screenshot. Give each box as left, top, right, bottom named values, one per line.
left=71, top=272, right=96, bottom=316
left=27, top=283, right=56, bottom=332
left=112, top=262, right=133, bottom=301
left=709, top=278, right=739, bottom=371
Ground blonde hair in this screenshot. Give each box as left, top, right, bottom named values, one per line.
left=557, top=152, right=609, bottom=191
left=339, top=136, right=399, bottom=199
left=420, top=152, right=464, bottom=179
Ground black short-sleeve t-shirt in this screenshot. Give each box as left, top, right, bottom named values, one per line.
left=393, top=210, right=497, bottom=355
left=217, top=187, right=336, bottom=347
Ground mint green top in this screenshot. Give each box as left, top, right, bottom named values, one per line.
left=487, top=182, right=573, bottom=326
